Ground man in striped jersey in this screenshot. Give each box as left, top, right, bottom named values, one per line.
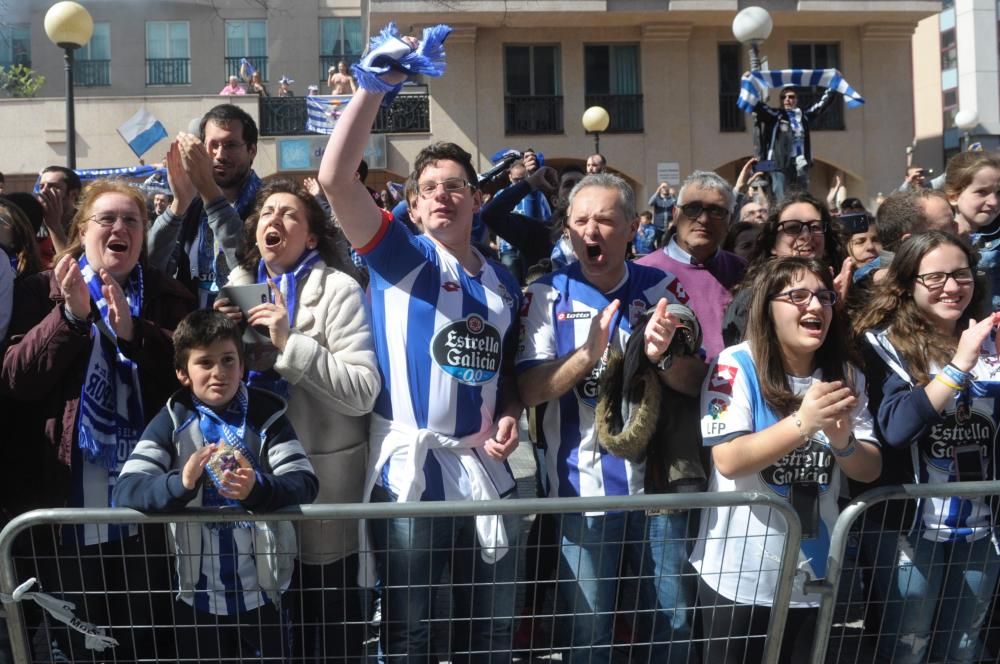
left=517, top=173, right=706, bottom=664
left=318, top=54, right=524, bottom=661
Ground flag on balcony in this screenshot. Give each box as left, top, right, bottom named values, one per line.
left=240, top=58, right=257, bottom=78
left=117, top=107, right=168, bottom=159
left=305, top=95, right=352, bottom=134
left=737, top=69, right=865, bottom=113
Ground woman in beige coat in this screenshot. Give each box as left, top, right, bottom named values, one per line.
left=216, top=178, right=379, bottom=662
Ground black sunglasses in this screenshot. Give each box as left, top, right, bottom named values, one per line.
left=680, top=202, right=729, bottom=221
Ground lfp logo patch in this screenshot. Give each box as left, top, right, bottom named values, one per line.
left=431, top=314, right=502, bottom=385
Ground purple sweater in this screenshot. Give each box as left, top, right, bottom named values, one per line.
left=637, top=243, right=746, bottom=360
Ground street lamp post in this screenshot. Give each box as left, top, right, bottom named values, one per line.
left=732, top=6, right=773, bottom=72
left=44, top=1, right=94, bottom=170
left=955, top=109, right=979, bottom=152
left=582, top=106, right=610, bottom=154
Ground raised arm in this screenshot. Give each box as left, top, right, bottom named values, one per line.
left=318, top=75, right=407, bottom=249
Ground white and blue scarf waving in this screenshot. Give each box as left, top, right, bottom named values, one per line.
left=247, top=249, right=322, bottom=398
left=352, top=21, right=452, bottom=105
left=737, top=68, right=865, bottom=113
left=76, top=256, right=145, bottom=470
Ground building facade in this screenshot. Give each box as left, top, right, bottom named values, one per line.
left=0, top=0, right=939, bottom=204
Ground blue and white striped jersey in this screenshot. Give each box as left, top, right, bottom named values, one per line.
left=516, top=262, right=688, bottom=499
left=359, top=214, right=522, bottom=501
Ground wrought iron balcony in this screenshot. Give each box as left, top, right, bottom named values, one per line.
left=74, top=60, right=110, bottom=87
left=258, top=89, right=430, bottom=137
left=504, top=95, right=564, bottom=135
left=584, top=94, right=644, bottom=132
left=146, top=58, right=190, bottom=86
left=225, top=56, right=268, bottom=82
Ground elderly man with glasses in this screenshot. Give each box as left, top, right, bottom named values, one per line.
left=752, top=84, right=838, bottom=201
left=147, top=104, right=262, bottom=307
left=638, top=170, right=747, bottom=362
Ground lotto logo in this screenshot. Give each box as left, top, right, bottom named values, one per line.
left=710, top=364, right=738, bottom=396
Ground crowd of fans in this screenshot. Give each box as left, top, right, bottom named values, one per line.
left=2, top=28, right=1000, bottom=664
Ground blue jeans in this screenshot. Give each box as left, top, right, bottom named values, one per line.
left=557, top=510, right=698, bottom=664
left=865, top=530, right=1000, bottom=664
left=369, top=485, right=520, bottom=663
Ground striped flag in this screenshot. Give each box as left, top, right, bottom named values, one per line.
left=116, top=107, right=168, bottom=158
left=305, top=94, right=352, bottom=134
left=738, top=69, right=865, bottom=113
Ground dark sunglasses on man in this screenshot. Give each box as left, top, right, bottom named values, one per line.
left=679, top=201, right=729, bottom=222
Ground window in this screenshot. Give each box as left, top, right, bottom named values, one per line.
left=718, top=43, right=745, bottom=132
left=787, top=42, right=845, bottom=130
left=146, top=21, right=190, bottom=85
left=941, top=28, right=958, bottom=72
left=0, top=24, right=30, bottom=68
left=942, top=88, right=959, bottom=132
left=584, top=44, right=643, bottom=132
left=225, top=20, right=267, bottom=80
left=504, top=45, right=563, bottom=134
left=76, top=22, right=110, bottom=86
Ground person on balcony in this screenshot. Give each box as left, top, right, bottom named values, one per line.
left=218, top=75, right=246, bottom=96
left=327, top=61, right=356, bottom=95
left=277, top=76, right=295, bottom=98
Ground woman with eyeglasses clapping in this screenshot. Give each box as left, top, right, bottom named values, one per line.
left=723, top=191, right=848, bottom=347
left=694, top=256, right=880, bottom=664
left=852, top=231, right=1000, bottom=664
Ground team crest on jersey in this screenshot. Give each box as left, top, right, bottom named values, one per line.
left=665, top=276, right=689, bottom=304
left=629, top=299, right=648, bottom=327
left=431, top=314, right=502, bottom=385
left=496, top=282, right=515, bottom=308
left=710, top=364, right=739, bottom=396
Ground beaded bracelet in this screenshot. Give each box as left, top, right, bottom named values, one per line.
left=830, top=435, right=858, bottom=458
left=935, top=373, right=963, bottom=392
left=942, top=363, right=971, bottom=386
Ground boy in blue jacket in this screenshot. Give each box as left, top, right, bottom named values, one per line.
left=113, top=309, right=318, bottom=662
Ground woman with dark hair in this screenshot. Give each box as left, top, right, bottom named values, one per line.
left=853, top=231, right=1000, bottom=664
left=216, top=177, right=380, bottom=662
left=1, top=178, right=194, bottom=661
left=0, top=199, right=42, bottom=279
left=695, top=256, right=880, bottom=664
left=723, top=191, right=849, bottom=346
left=722, top=221, right=760, bottom=262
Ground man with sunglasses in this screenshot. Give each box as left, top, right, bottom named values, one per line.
left=752, top=83, right=838, bottom=200
left=638, top=170, right=747, bottom=361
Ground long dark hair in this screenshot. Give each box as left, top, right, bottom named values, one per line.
left=746, top=256, right=849, bottom=416
left=852, top=231, right=985, bottom=385
left=745, top=191, right=846, bottom=274
left=238, top=178, right=354, bottom=276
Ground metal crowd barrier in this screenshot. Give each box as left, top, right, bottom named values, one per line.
left=0, top=493, right=802, bottom=663
left=809, top=480, right=1000, bottom=664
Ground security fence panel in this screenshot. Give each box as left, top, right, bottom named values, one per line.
left=0, top=493, right=801, bottom=664
left=810, top=480, right=1000, bottom=664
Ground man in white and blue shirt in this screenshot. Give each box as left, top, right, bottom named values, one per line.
left=517, top=173, right=706, bottom=664
left=318, top=66, right=523, bottom=662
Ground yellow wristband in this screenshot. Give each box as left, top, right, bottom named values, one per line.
left=935, top=373, right=963, bottom=391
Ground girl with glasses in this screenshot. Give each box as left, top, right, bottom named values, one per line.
left=695, top=256, right=880, bottom=664
left=723, top=191, right=848, bottom=346
left=852, top=231, right=1000, bottom=663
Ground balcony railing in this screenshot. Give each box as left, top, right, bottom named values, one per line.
left=75, top=60, right=110, bottom=87
left=584, top=94, right=644, bottom=132
left=504, top=95, right=564, bottom=135
left=258, top=89, right=430, bottom=137
left=226, top=56, right=268, bottom=82
left=146, top=58, right=190, bottom=86
left=318, top=54, right=363, bottom=85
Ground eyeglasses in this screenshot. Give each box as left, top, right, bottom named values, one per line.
left=206, top=140, right=247, bottom=154
left=771, top=288, right=838, bottom=307
left=679, top=202, right=729, bottom=221
left=777, top=219, right=826, bottom=236
left=90, top=214, right=142, bottom=229
left=915, top=268, right=974, bottom=289
left=417, top=177, right=472, bottom=199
